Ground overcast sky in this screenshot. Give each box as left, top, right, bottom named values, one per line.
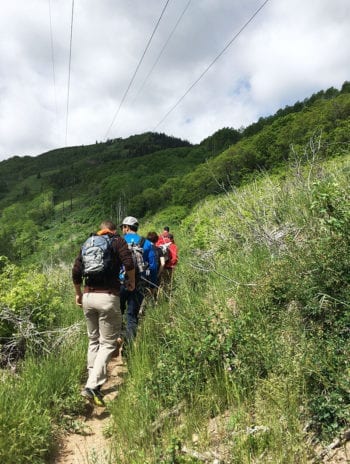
left=0, top=0, right=349, bottom=162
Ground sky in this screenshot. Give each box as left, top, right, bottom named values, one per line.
left=0, top=0, right=349, bottom=162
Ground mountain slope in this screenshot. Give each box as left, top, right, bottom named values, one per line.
left=0, top=84, right=349, bottom=265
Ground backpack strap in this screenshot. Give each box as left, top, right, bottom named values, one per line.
left=138, top=236, right=146, bottom=248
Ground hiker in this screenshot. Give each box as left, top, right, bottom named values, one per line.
left=160, top=226, right=170, bottom=239
left=164, top=233, right=178, bottom=274
left=72, top=220, right=135, bottom=406
left=156, top=232, right=178, bottom=291
left=157, top=227, right=171, bottom=247
left=119, top=216, right=157, bottom=342
left=147, top=231, right=166, bottom=291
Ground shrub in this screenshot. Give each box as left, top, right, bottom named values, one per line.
left=0, top=258, right=61, bottom=339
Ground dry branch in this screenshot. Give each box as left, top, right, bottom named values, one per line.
left=0, top=306, right=83, bottom=367
left=315, top=429, right=350, bottom=461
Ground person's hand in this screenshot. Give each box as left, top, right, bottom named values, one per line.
left=75, top=294, right=83, bottom=306
left=126, top=280, right=135, bottom=292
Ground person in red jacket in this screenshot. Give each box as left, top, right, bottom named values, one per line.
left=156, top=232, right=178, bottom=292
left=165, top=234, right=178, bottom=270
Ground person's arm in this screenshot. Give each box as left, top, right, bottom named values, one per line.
left=72, top=254, right=83, bottom=306
left=74, top=283, right=83, bottom=306
left=169, top=244, right=178, bottom=267
left=158, top=256, right=165, bottom=277
left=116, top=236, right=135, bottom=290
left=125, top=268, right=135, bottom=291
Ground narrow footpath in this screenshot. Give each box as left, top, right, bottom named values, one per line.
left=53, top=352, right=126, bottom=464
left=51, top=349, right=350, bottom=464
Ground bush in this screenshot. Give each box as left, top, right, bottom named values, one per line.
left=0, top=258, right=61, bottom=339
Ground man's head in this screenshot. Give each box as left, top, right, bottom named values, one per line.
left=147, top=231, right=159, bottom=244
left=100, top=220, right=117, bottom=232
left=119, top=216, right=139, bottom=233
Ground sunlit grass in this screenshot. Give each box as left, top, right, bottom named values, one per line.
left=108, top=154, right=350, bottom=463
left=0, top=330, right=86, bottom=463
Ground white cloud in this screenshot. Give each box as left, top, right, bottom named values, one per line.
left=0, top=0, right=349, bottom=161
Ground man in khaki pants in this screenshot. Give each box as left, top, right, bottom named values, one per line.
left=72, top=220, right=135, bottom=405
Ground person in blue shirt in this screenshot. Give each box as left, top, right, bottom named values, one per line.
left=119, top=216, right=157, bottom=344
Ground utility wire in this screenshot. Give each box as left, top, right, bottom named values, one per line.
left=131, top=0, right=192, bottom=105
left=48, top=0, right=58, bottom=129
left=104, top=0, right=172, bottom=140
left=153, top=0, right=270, bottom=131
left=65, top=0, right=75, bottom=146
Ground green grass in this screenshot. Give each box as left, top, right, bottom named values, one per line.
left=107, top=153, right=350, bottom=463
left=0, top=262, right=87, bottom=463
left=0, top=333, right=86, bottom=463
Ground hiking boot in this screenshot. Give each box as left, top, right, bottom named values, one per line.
left=81, top=387, right=105, bottom=406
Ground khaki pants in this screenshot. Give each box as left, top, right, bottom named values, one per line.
left=82, top=292, right=121, bottom=389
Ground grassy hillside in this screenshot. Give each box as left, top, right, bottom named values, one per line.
left=0, top=84, right=349, bottom=462
left=109, top=151, right=350, bottom=463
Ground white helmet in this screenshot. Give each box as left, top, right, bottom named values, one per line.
left=119, top=216, right=139, bottom=227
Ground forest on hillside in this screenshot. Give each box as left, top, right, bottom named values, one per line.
left=0, top=83, right=349, bottom=264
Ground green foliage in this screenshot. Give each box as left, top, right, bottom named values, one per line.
left=0, top=257, right=86, bottom=461
left=31, top=192, right=54, bottom=221
left=12, top=220, right=40, bottom=260
left=148, top=205, right=189, bottom=226
left=0, top=259, right=61, bottom=338
left=310, top=178, right=350, bottom=233
left=0, top=336, right=86, bottom=464
left=109, top=152, right=350, bottom=462
left=199, top=127, right=242, bottom=153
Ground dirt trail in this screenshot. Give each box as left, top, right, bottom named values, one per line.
left=51, top=349, right=350, bottom=464
left=53, top=352, right=126, bottom=464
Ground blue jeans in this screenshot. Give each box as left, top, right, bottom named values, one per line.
left=120, top=286, right=144, bottom=342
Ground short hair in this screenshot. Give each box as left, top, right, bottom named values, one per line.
left=100, top=220, right=117, bottom=231
left=147, top=231, right=159, bottom=244
left=163, top=226, right=170, bottom=232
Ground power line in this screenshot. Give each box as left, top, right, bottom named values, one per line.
left=48, top=0, right=58, bottom=128
left=104, top=0, right=172, bottom=140
left=131, top=0, right=192, bottom=105
left=65, top=0, right=75, bottom=146
left=153, top=0, right=270, bottom=131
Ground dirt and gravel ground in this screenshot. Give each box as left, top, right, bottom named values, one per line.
left=53, top=352, right=126, bottom=464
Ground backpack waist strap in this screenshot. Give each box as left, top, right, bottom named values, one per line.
left=84, top=286, right=119, bottom=296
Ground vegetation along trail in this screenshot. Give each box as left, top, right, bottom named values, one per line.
left=53, top=352, right=126, bottom=464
